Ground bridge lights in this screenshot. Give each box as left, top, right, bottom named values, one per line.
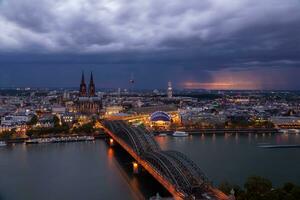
left=109, top=138, right=114, bottom=146
left=133, top=162, right=140, bottom=174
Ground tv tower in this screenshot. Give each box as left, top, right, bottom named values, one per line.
left=167, top=81, right=173, bottom=98
left=129, top=73, right=135, bottom=93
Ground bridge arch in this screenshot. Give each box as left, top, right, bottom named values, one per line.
left=104, top=121, right=142, bottom=154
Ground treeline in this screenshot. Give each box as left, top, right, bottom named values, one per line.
left=26, top=125, right=70, bottom=137
left=72, top=122, right=95, bottom=134
left=0, top=129, right=17, bottom=140
left=219, top=176, right=300, bottom=200
left=26, top=122, right=97, bottom=137
left=225, top=120, right=275, bottom=129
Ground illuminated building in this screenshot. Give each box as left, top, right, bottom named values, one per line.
left=61, top=113, right=76, bottom=123
left=77, top=72, right=102, bottom=114
left=150, top=111, right=172, bottom=130
left=270, top=116, right=300, bottom=128
left=1, top=115, right=30, bottom=126
left=105, top=106, right=124, bottom=115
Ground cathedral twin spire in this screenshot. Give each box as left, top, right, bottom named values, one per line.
left=80, top=71, right=96, bottom=97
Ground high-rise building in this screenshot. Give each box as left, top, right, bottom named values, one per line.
left=63, top=90, right=70, bottom=100
left=167, top=81, right=173, bottom=98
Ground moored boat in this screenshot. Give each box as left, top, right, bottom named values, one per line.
left=172, top=131, right=189, bottom=137
left=289, top=129, right=300, bottom=134
left=0, top=141, right=7, bottom=147
left=258, top=144, right=300, bottom=149
left=279, top=129, right=288, bottom=134
left=26, top=136, right=95, bottom=144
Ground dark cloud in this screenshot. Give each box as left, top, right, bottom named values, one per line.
left=0, top=0, right=300, bottom=89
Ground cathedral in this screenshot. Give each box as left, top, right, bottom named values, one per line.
left=77, top=72, right=102, bottom=114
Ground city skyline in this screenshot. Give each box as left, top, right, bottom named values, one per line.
left=1, top=0, right=300, bottom=89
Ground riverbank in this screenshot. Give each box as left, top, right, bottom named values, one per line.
left=153, top=128, right=279, bottom=135
left=0, top=133, right=106, bottom=145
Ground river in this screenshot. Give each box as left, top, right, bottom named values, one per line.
left=0, top=133, right=299, bottom=200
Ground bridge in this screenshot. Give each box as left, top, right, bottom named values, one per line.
left=103, top=120, right=229, bottom=200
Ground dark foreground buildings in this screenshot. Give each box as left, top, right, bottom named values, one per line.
left=77, top=72, right=102, bottom=114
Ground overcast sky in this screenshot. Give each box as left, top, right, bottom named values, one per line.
left=0, top=0, right=300, bottom=89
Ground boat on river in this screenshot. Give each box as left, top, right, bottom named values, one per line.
left=0, top=141, right=7, bottom=147
left=172, top=131, right=189, bottom=137
left=258, top=144, right=300, bottom=149
left=279, top=129, right=300, bottom=134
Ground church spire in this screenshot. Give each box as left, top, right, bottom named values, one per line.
left=79, top=71, right=87, bottom=97
left=81, top=71, right=85, bottom=84
left=90, top=71, right=94, bottom=85
left=89, top=71, right=96, bottom=97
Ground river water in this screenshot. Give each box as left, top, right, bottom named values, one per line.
left=0, top=133, right=300, bottom=200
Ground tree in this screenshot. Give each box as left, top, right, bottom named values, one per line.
left=220, top=177, right=300, bottom=200
left=0, top=131, right=12, bottom=140
left=244, top=176, right=272, bottom=200
left=26, top=129, right=33, bottom=138
left=219, top=181, right=244, bottom=199
left=52, top=115, right=60, bottom=127
left=263, top=189, right=285, bottom=200
left=219, top=181, right=233, bottom=195
left=72, top=122, right=95, bottom=134
left=283, top=182, right=295, bottom=193
left=27, top=114, right=38, bottom=125
left=290, top=186, right=300, bottom=200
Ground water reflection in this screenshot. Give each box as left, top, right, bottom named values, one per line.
left=212, top=133, right=216, bottom=143
left=201, top=133, right=205, bottom=140
left=248, top=133, right=252, bottom=144
left=106, top=145, right=171, bottom=199
left=0, top=141, right=172, bottom=200
left=105, top=147, right=143, bottom=200
left=155, top=136, right=168, bottom=150
left=235, top=133, right=239, bottom=144
left=155, top=133, right=300, bottom=186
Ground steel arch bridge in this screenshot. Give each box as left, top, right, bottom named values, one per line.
left=103, top=120, right=228, bottom=200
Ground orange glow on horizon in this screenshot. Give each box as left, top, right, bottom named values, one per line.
left=182, top=81, right=257, bottom=90
left=181, top=68, right=267, bottom=90
left=183, top=82, right=233, bottom=89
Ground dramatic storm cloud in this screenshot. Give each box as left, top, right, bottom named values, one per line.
left=0, top=0, right=300, bottom=89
